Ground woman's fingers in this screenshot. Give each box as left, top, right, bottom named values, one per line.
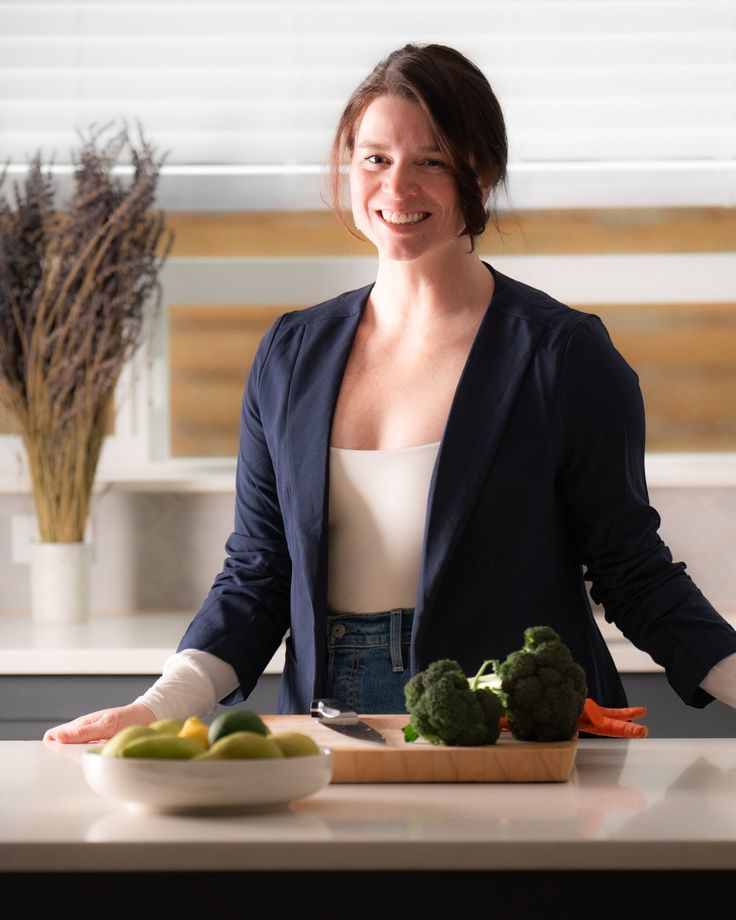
left=43, top=704, right=155, bottom=743
left=43, top=710, right=119, bottom=743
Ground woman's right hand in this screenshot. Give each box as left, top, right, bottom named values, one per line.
left=42, top=702, right=156, bottom=744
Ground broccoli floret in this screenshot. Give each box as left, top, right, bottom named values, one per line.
left=495, top=626, right=587, bottom=741
left=403, top=658, right=504, bottom=746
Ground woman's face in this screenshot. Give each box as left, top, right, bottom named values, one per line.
left=349, top=94, right=465, bottom=265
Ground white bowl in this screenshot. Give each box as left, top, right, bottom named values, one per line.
left=82, top=747, right=334, bottom=815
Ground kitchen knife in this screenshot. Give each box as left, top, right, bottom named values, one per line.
left=310, top=698, right=388, bottom=745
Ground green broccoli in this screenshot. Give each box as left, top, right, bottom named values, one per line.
left=403, top=658, right=504, bottom=746
left=474, top=626, right=587, bottom=742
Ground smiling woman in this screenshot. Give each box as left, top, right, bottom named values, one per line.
left=329, top=43, right=509, bottom=251
left=348, top=96, right=464, bottom=265
left=44, top=42, right=736, bottom=745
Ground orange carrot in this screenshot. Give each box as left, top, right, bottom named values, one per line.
left=578, top=697, right=649, bottom=738
left=498, top=697, right=649, bottom=738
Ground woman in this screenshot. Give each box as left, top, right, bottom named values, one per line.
left=45, top=43, right=736, bottom=743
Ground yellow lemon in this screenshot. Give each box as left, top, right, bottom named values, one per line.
left=178, top=716, right=210, bottom=750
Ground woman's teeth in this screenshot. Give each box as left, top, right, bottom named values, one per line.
left=380, top=210, right=429, bottom=224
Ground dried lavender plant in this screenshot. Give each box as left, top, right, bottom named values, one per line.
left=0, top=119, right=174, bottom=541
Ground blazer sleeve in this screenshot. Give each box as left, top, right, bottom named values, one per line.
left=176, top=314, right=292, bottom=704
left=558, top=314, right=736, bottom=707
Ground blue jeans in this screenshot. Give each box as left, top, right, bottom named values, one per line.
left=325, top=608, right=414, bottom=714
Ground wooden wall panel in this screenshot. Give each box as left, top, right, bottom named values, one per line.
left=592, top=302, right=736, bottom=452
left=169, top=304, right=287, bottom=457
left=169, top=299, right=736, bottom=458
left=165, top=207, right=736, bottom=257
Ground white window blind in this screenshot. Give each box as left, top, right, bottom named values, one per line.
left=1, top=0, right=735, bottom=207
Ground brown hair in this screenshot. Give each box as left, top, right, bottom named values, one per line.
left=326, top=43, right=509, bottom=249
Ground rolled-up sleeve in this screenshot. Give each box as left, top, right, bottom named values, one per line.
left=558, top=314, right=736, bottom=707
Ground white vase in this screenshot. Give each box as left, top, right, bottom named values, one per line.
left=29, top=541, right=90, bottom=624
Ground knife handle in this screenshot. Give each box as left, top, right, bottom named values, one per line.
left=310, top=698, right=357, bottom=721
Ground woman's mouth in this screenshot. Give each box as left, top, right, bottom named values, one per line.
left=378, top=210, right=430, bottom=225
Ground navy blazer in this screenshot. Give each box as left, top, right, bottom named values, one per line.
left=178, top=262, right=736, bottom=713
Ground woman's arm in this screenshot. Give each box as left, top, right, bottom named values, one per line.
left=174, top=313, right=293, bottom=702
left=43, top=650, right=239, bottom=743
left=558, top=314, right=736, bottom=708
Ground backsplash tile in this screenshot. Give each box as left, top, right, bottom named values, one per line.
left=1, top=486, right=734, bottom=620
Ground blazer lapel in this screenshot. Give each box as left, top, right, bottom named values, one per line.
left=285, top=287, right=371, bottom=628
left=416, top=267, right=547, bottom=616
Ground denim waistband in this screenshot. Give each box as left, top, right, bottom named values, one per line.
left=327, top=608, right=414, bottom=673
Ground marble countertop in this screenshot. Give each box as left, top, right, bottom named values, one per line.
left=0, top=611, right=657, bottom=675
left=3, top=738, right=736, bottom=871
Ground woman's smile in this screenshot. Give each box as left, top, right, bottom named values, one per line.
left=378, top=210, right=431, bottom=225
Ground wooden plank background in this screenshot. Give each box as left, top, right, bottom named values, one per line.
left=167, top=298, right=736, bottom=457
left=2, top=208, right=735, bottom=455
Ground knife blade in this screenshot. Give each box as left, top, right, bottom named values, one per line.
left=310, top=698, right=388, bottom=745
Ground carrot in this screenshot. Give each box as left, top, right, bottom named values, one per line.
left=579, top=714, right=648, bottom=738
left=591, top=704, right=647, bottom=721
left=578, top=697, right=649, bottom=738
left=499, top=697, right=649, bottom=738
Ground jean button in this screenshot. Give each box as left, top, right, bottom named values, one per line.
left=330, top=623, right=346, bottom=638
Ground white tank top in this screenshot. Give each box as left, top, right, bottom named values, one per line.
left=134, top=440, right=442, bottom=720
left=326, top=441, right=441, bottom=613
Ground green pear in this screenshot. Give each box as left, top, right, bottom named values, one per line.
left=268, top=732, right=321, bottom=757
left=100, top=725, right=156, bottom=758
left=148, top=718, right=185, bottom=735
left=121, top=735, right=205, bottom=759
left=195, top=731, right=284, bottom=760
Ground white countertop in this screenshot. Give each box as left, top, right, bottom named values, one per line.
left=3, top=738, right=736, bottom=871
left=0, top=611, right=660, bottom=675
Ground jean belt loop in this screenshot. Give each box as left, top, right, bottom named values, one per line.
left=389, top=608, right=404, bottom=672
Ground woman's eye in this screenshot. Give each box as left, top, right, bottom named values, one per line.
left=423, top=159, right=447, bottom=169
left=365, top=155, right=387, bottom=165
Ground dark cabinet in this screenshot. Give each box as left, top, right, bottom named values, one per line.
left=0, top=674, right=281, bottom=740
left=2, top=673, right=734, bottom=740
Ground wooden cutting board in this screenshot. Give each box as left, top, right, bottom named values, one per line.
left=261, top=714, right=578, bottom=783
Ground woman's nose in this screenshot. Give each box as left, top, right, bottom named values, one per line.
left=382, top=163, right=418, bottom=198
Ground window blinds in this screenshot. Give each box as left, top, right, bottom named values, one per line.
left=1, top=0, right=734, bottom=208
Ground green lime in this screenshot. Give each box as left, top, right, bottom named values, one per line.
left=207, top=708, right=270, bottom=746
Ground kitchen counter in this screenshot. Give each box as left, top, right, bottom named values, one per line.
left=3, top=737, right=736, bottom=912
left=3, top=738, right=736, bottom=872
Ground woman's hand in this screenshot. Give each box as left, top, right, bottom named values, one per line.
left=42, top=702, right=156, bottom=744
